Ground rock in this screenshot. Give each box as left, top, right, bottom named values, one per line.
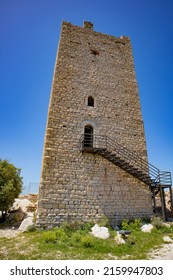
left=114, top=226, right=120, bottom=231
left=47, top=225, right=54, bottom=230
left=27, top=194, right=38, bottom=203
left=18, top=217, right=34, bottom=232
left=11, top=198, right=33, bottom=213
left=91, top=224, right=110, bottom=239
left=115, top=232, right=126, bottom=245
left=163, top=236, right=172, bottom=243
left=141, top=224, right=154, bottom=233
left=26, top=205, right=37, bottom=213
left=7, top=208, right=26, bottom=225
left=163, top=222, right=171, bottom=227
left=119, top=230, right=131, bottom=236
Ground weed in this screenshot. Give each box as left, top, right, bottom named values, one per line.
left=121, top=219, right=142, bottom=231
left=60, top=221, right=94, bottom=234
left=81, top=235, right=95, bottom=248
left=61, top=221, right=83, bottom=232
left=71, top=232, right=82, bottom=242
left=54, top=228, right=67, bottom=241
left=109, top=229, right=117, bottom=238
left=97, top=215, right=110, bottom=227
left=1, top=220, right=173, bottom=260
left=26, top=224, right=36, bottom=232
left=151, top=215, right=163, bottom=229
left=42, top=231, right=57, bottom=243
left=32, top=212, right=37, bottom=224
left=126, top=235, right=136, bottom=245
left=79, top=222, right=94, bottom=232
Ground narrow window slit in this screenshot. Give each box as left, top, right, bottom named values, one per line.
left=88, top=96, right=94, bottom=107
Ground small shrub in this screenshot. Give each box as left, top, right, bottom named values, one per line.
left=42, top=231, right=57, bottom=243
left=79, top=222, right=94, bottom=232
left=109, top=229, right=117, bottom=238
left=97, top=215, right=110, bottom=227
left=60, top=221, right=82, bottom=232
left=121, top=219, right=129, bottom=230
left=54, top=228, right=67, bottom=241
left=26, top=224, right=36, bottom=232
left=121, top=219, right=142, bottom=231
left=151, top=215, right=163, bottom=229
left=126, top=235, right=136, bottom=245
left=32, top=211, right=37, bottom=224
left=72, top=232, right=82, bottom=242
left=131, top=219, right=142, bottom=230
left=60, top=221, right=94, bottom=234
left=81, top=235, right=95, bottom=248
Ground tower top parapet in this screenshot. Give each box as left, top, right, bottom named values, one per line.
left=83, top=21, right=93, bottom=30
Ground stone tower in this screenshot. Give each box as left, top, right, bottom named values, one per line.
left=37, top=21, right=153, bottom=227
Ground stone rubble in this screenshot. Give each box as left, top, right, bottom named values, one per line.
left=18, top=216, right=34, bottom=232
left=163, top=236, right=172, bottom=243
left=91, top=224, right=110, bottom=239
left=140, top=224, right=154, bottom=233
left=0, top=194, right=37, bottom=234
left=115, top=232, right=126, bottom=245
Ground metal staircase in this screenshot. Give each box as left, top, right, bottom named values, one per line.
left=80, top=133, right=173, bottom=220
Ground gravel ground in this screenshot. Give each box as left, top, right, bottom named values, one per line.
left=149, top=242, right=173, bottom=260
left=0, top=229, right=20, bottom=238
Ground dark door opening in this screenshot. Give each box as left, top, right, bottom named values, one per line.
left=84, top=126, right=93, bottom=148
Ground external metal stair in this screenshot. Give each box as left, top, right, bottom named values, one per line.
left=80, top=133, right=173, bottom=220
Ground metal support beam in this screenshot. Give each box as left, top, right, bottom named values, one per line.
left=160, top=186, right=167, bottom=221
left=169, top=186, right=173, bottom=213
left=152, top=189, right=156, bottom=213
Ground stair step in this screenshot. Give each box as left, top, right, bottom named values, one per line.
left=107, top=158, right=154, bottom=185
left=106, top=156, right=125, bottom=164
left=96, top=148, right=106, bottom=152
left=94, top=146, right=169, bottom=187
left=104, top=153, right=152, bottom=182
left=106, top=155, right=124, bottom=162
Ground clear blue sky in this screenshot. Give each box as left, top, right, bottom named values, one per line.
left=0, top=0, right=173, bottom=192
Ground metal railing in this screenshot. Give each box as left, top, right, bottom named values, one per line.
left=80, top=133, right=172, bottom=187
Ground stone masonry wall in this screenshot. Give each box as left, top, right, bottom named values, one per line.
left=37, top=21, right=153, bottom=227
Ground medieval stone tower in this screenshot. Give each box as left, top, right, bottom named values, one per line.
left=37, top=21, right=153, bottom=227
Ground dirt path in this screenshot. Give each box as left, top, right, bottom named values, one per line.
left=149, top=242, right=173, bottom=260
left=0, top=229, right=20, bottom=238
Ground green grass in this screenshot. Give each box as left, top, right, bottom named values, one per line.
left=0, top=221, right=173, bottom=260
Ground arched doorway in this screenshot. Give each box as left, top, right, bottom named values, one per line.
left=84, top=125, right=93, bottom=148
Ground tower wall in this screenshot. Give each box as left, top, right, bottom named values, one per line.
left=37, top=21, right=153, bottom=227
